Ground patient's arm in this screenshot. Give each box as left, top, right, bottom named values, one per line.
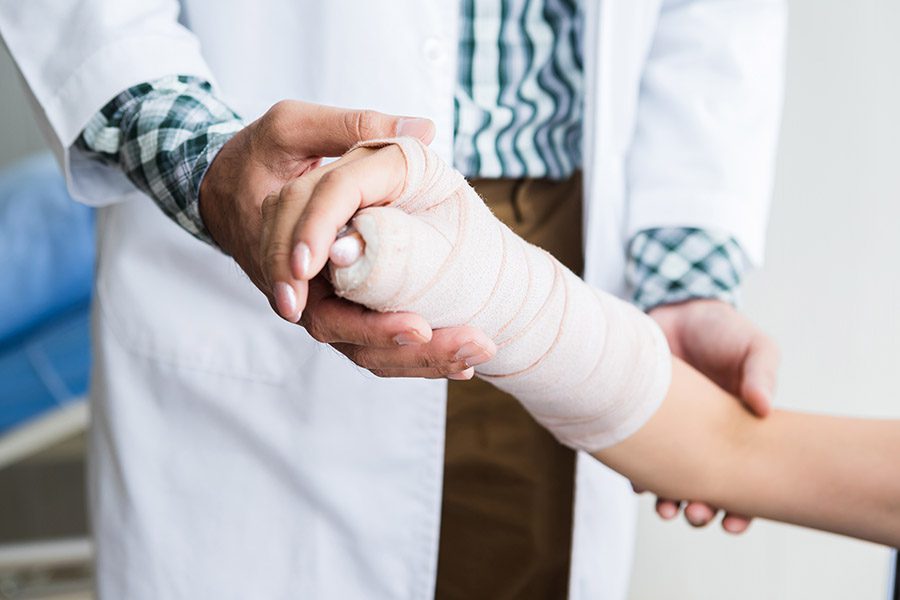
left=332, top=214, right=900, bottom=548
left=314, top=137, right=900, bottom=547
left=599, top=358, right=900, bottom=547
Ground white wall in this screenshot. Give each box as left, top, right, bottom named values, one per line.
left=629, top=1, right=900, bottom=598
left=1, top=1, right=898, bottom=597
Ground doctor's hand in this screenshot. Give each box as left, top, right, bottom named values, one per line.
left=637, top=299, right=780, bottom=533
left=200, top=100, right=433, bottom=299
left=301, top=275, right=495, bottom=380
left=200, top=100, right=493, bottom=379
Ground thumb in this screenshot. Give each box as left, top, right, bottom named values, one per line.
left=739, top=334, right=780, bottom=417
left=264, top=100, right=435, bottom=158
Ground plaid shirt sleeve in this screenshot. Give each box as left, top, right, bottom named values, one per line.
left=74, top=75, right=244, bottom=245
left=626, top=228, right=746, bottom=312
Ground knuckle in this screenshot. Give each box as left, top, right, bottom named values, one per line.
left=281, top=177, right=313, bottom=203
left=260, top=193, right=281, bottom=220
left=258, top=103, right=290, bottom=146
left=350, top=348, right=375, bottom=369
left=265, top=100, right=294, bottom=128
left=263, top=242, right=291, bottom=273
left=281, top=179, right=301, bottom=197
left=316, top=168, right=345, bottom=191
left=304, top=313, right=335, bottom=344
left=346, top=109, right=388, bottom=141
left=285, top=175, right=313, bottom=194
left=305, top=321, right=328, bottom=343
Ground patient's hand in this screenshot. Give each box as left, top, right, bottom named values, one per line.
left=640, top=299, right=780, bottom=533
left=257, top=141, right=496, bottom=379
left=202, top=102, right=493, bottom=379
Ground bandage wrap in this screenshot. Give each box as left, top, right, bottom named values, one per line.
left=331, top=138, right=672, bottom=451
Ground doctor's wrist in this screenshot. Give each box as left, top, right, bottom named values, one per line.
left=626, top=227, right=746, bottom=312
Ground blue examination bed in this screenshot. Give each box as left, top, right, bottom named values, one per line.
left=0, top=153, right=93, bottom=437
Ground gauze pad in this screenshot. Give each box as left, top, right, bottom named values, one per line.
left=330, top=138, right=672, bottom=451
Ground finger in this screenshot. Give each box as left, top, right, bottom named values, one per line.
left=332, top=347, right=479, bottom=379
left=740, top=333, right=780, bottom=417
left=333, top=326, right=496, bottom=373
left=331, top=342, right=474, bottom=377
left=259, top=156, right=362, bottom=316
left=722, top=513, right=753, bottom=534
left=259, top=192, right=307, bottom=322
left=684, top=502, right=718, bottom=527
left=655, top=498, right=681, bottom=520
left=329, top=228, right=365, bottom=267
left=447, top=367, right=476, bottom=381
left=339, top=363, right=474, bottom=380
left=264, top=100, right=435, bottom=157
left=303, top=294, right=432, bottom=347
left=291, top=146, right=408, bottom=280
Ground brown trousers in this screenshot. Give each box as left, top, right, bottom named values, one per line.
left=435, top=173, right=584, bottom=600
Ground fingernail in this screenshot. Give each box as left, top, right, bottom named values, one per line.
left=396, top=117, right=433, bottom=140
left=723, top=518, right=751, bottom=534
left=658, top=504, right=677, bottom=519
left=686, top=505, right=711, bottom=526
left=292, top=242, right=312, bottom=279
left=274, top=282, right=299, bottom=322
left=454, top=342, right=492, bottom=368
left=447, top=367, right=475, bottom=381
left=394, top=330, right=428, bottom=346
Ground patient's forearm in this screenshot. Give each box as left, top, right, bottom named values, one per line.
left=331, top=137, right=672, bottom=450
left=597, top=359, right=900, bottom=547
left=324, top=138, right=900, bottom=546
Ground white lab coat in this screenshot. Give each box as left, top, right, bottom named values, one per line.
left=0, top=1, right=786, bottom=598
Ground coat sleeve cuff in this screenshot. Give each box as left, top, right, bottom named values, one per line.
left=40, top=33, right=215, bottom=207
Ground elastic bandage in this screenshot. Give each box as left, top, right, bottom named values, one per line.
left=330, top=138, right=672, bottom=451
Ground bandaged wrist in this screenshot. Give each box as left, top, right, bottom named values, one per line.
left=330, top=138, right=672, bottom=451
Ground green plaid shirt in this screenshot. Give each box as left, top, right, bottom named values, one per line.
left=75, top=76, right=745, bottom=310
left=628, top=228, right=743, bottom=310
left=75, top=75, right=242, bottom=246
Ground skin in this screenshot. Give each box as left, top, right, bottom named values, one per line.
left=270, top=142, right=781, bottom=531
left=598, top=359, right=900, bottom=547
left=199, top=101, right=497, bottom=380
left=330, top=202, right=900, bottom=547
left=646, top=300, right=780, bottom=532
